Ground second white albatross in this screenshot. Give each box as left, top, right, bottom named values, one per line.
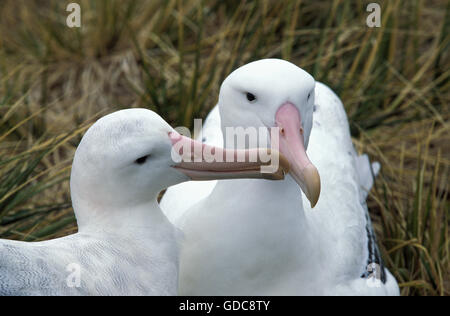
left=160, top=59, right=399, bottom=295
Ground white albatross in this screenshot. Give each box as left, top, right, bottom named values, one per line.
left=160, top=59, right=400, bottom=296
left=0, top=108, right=289, bottom=296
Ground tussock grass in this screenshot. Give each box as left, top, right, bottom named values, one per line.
left=0, top=0, right=448, bottom=295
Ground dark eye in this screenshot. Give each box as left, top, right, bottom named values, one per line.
left=307, top=92, right=311, bottom=101
left=135, top=155, right=150, bottom=165
left=246, top=92, right=256, bottom=102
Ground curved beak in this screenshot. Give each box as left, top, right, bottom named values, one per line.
left=275, top=103, right=321, bottom=208
left=169, top=132, right=290, bottom=181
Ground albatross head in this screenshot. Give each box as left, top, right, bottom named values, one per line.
left=70, top=109, right=288, bottom=228
left=218, top=58, right=321, bottom=207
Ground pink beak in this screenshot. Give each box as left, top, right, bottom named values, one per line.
left=275, top=103, right=321, bottom=207
left=169, top=132, right=290, bottom=181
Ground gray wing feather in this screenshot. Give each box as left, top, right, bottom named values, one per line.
left=0, top=239, right=83, bottom=295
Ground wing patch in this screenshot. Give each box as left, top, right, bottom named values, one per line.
left=361, top=211, right=387, bottom=284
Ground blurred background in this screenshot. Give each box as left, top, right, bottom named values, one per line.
left=0, top=0, right=448, bottom=296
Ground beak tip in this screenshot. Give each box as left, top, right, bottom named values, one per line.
left=305, top=166, right=321, bottom=209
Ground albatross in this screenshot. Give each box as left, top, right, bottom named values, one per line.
left=0, top=108, right=288, bottom=295
left=160, top=59, right=399, bottom=296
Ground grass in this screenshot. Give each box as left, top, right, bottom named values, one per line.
left=0, top=0, right=448, bottom=296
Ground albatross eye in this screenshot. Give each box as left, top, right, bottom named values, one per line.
left=135, top=155, right=150, bottom=165
left=246, top=92, right=256, bottom=102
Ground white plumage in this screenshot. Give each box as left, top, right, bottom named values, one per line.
left=1, top=109, right=182, bottom=295
left=160, top=59, right=399, bottom=295
left=1, top=108, right=284, bottom=296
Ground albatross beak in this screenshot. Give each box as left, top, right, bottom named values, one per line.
left=275, top=103, right=321, bottom=208
left=169, top=132, right=290, bottom=181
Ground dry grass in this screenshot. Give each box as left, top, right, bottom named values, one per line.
left=0, top=0, right=448, bottom=296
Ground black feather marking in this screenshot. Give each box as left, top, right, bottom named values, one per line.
left=361, top=210, right=387, bottom=283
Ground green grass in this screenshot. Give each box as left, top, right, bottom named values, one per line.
left=0, top=0, right=448, bottom=296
